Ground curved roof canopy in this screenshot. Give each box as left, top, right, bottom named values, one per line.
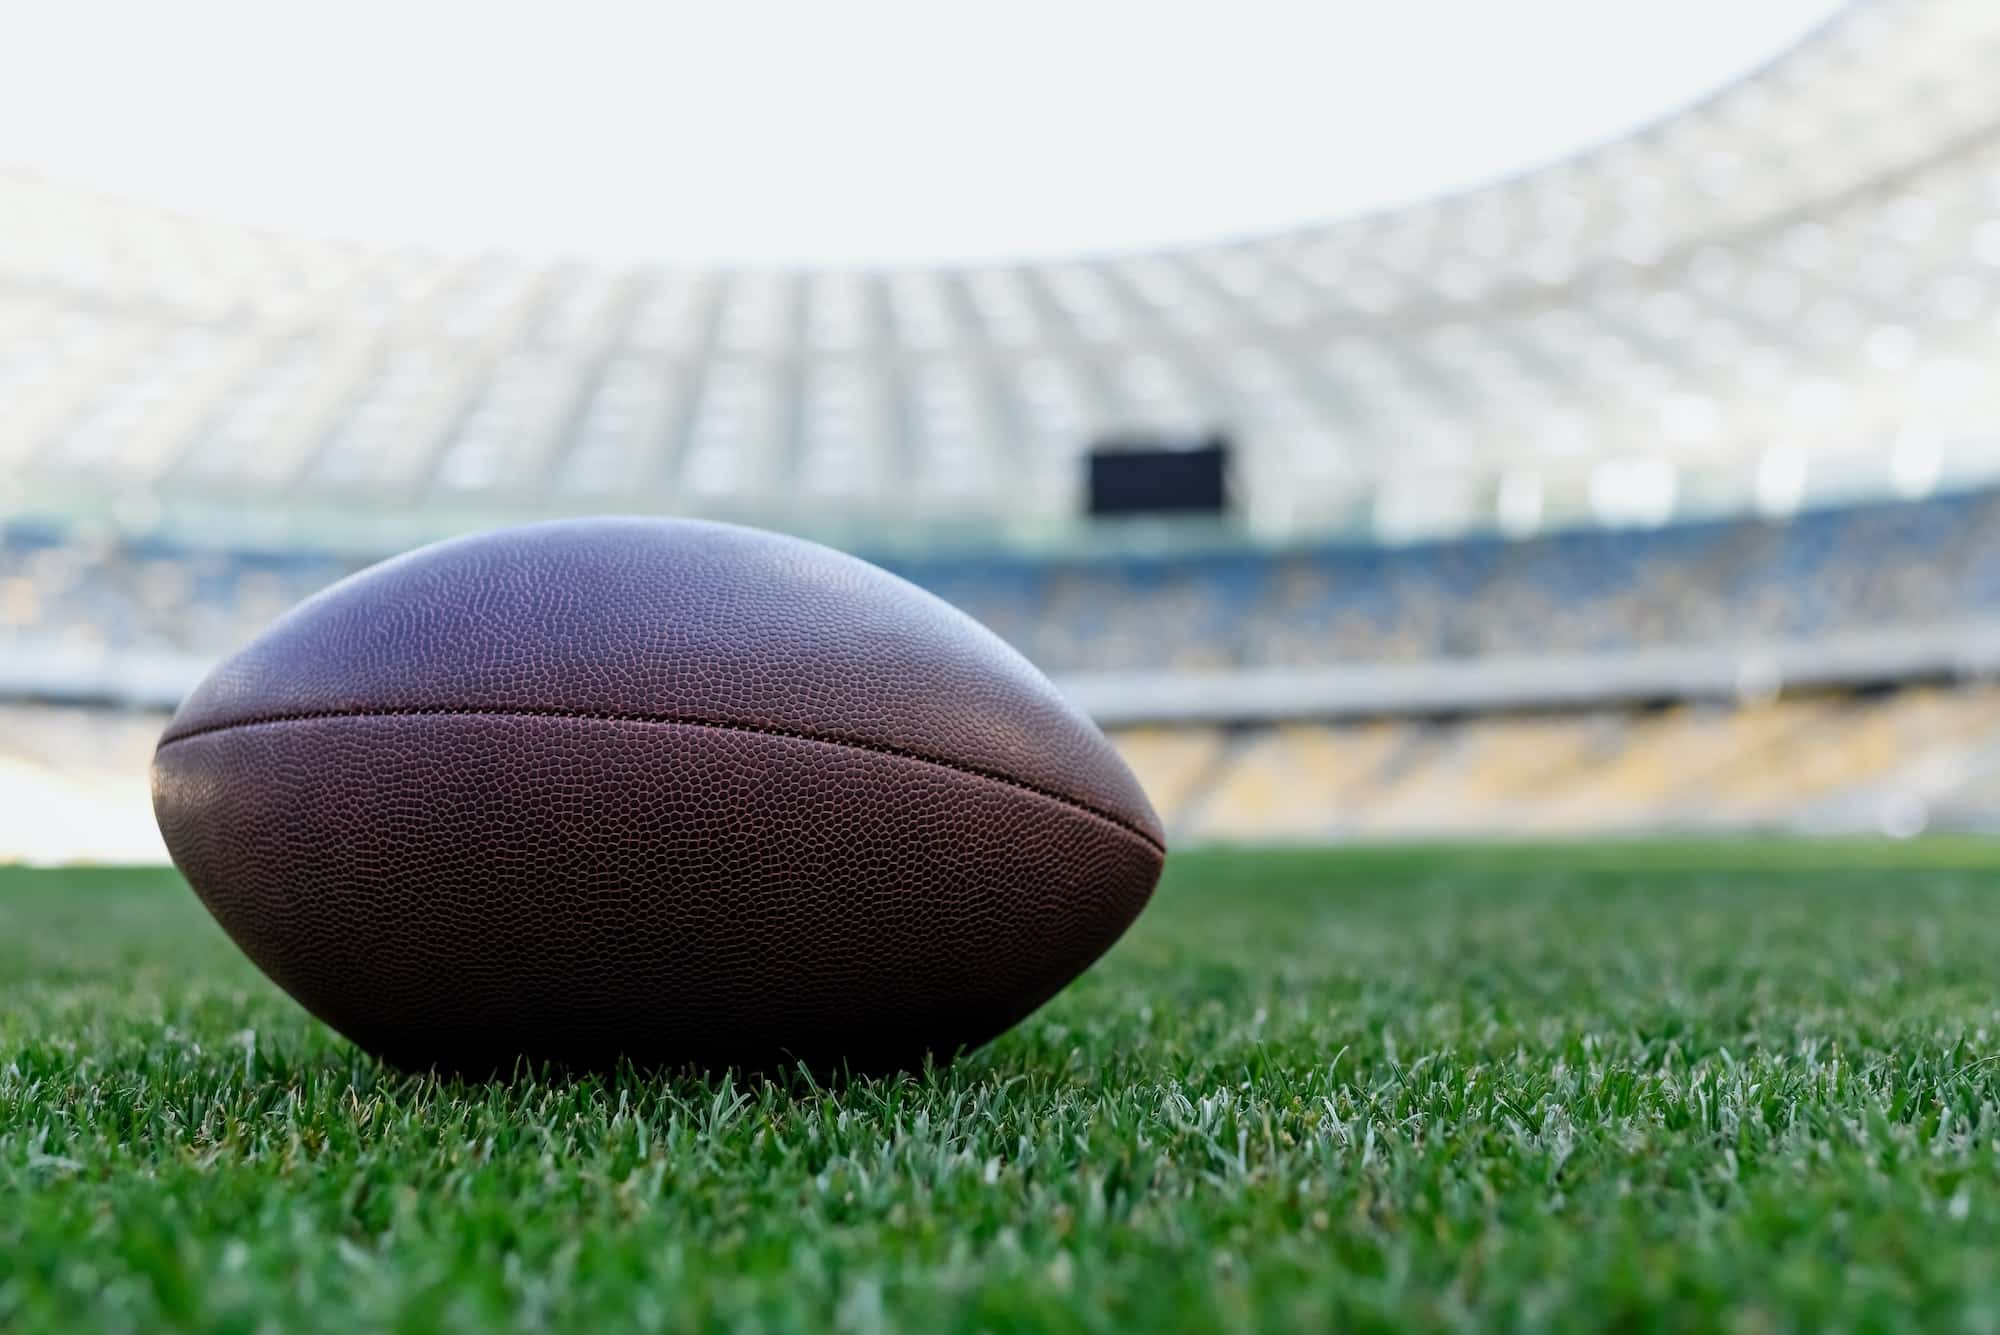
left=2, top=0, right=1998, bottom=550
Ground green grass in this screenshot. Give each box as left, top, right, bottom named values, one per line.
left=4, top=841, right=2000, bottom=1332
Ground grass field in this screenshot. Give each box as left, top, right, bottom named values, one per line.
left=4, top=842, right=2000, bottom=1332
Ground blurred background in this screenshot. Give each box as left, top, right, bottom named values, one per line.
left=8, top=0, right=2000, bottom=861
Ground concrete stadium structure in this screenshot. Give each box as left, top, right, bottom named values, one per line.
left=8, top=0, right=2000, bottom=858
left=3, top=0, right=1997, bottom=549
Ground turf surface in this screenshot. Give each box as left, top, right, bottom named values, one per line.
left=3, top=842, right=1999, bottom=1332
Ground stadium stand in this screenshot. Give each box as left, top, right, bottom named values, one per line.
left=8, top=484, right=2000, bottom=676
left=7, top=0, right=2000, bottom=858
left=16, top=680, right=2000, bottom=863
left=1100, top=683, right=2000, bottom=844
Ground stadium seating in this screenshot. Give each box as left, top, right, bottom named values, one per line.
left=12, top=682, right=2000, bottom=862
left=9, top=485, right=2000, bottom=675
left=1112, top=682, right=2000, bottom=843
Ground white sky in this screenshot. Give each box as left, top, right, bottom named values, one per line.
left=2, top=0, right=1843, bottom=267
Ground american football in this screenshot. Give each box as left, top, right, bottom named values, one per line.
left=150, top=518, right=1165, bottom=1073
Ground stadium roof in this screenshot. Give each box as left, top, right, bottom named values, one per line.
left=3, top=0, right=1999, bottom=550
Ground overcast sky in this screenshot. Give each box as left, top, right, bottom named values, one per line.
left=2, top=0, right=1844, bottom=267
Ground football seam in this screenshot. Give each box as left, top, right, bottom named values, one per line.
left=155, top=706, right=1166, bottom=854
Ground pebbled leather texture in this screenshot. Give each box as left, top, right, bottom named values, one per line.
left=151, top=518, right=1165, bottom=1074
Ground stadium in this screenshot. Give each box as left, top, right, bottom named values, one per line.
left=6, top=0, right=2000, bottom=1327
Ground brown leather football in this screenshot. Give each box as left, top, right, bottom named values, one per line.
left=150, top=518, right=1165, bottom=1075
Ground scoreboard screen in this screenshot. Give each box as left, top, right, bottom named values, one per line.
left=1086, top=434, right=1230, bottom=516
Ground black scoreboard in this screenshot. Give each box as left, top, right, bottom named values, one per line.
left=1086, top=433, right=1231, bottom=517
